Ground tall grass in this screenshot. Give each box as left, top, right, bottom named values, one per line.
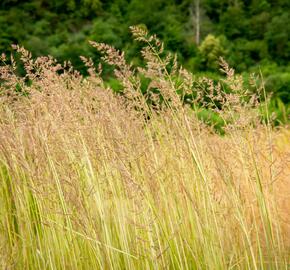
left=0, top=27, right=289, bottom=269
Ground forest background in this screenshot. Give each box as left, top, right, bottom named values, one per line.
left=0, top=0, right=289, bottom=121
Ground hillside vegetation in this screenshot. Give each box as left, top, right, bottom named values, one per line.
left=1, top=0, right=290, bottom=111
left=0, top=28, right=289, bottom=269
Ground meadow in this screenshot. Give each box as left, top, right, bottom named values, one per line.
left=0, top=28, right=289, bottom=269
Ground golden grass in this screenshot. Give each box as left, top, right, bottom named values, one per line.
left=0, top=28, right=289, bottom=269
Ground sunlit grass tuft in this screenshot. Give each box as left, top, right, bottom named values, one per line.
left=0, top=27, right=289, bottom=269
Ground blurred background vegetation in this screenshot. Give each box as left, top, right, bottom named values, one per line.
left=0, top=0, right=289, bottom=116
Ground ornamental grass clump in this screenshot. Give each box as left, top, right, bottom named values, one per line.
left=0, top=26, right=289, bottom=269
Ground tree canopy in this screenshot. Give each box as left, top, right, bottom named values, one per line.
left=0, top=0, right=290, bottom=104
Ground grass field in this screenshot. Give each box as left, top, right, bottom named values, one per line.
left=0, top=29, right=289, bottom=269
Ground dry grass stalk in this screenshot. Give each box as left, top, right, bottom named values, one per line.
left=0, top=26, right=289, bottom=269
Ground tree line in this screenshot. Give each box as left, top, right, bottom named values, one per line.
left=0, top=0, right=289, bottom=105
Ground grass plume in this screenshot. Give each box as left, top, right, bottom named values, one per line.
left=0, top=27, right=289, bottom=269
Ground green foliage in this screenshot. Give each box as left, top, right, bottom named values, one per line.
left=0, top=0, right=289, bottom=112
left=219, top=1, right=247, bottom=39
left=198, top=34, right=225, bottom=71
left=267, top=98, right=290, bottom=125
left=194, top=107, right=226, bottom=135
left=265, top=13, right=290, bottom=63
left=265, top=73, right=290, bottom=104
